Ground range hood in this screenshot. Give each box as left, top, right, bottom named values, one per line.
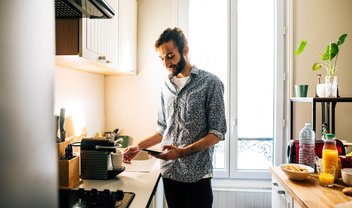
left=55, top=0, right=115, bottom=19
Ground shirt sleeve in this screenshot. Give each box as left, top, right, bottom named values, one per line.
left=207, top=76, right=227, bottom=140
left=156, top=90, right=166, bottom=136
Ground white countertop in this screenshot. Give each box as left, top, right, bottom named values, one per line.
left=75, top=158, right=161, bottom=208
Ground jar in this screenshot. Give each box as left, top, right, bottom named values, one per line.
left=322, top=133, right=339, bottom=180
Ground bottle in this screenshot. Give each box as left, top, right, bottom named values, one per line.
left=322, top=133, right=338, bottom=179
left=298, top=123, right=316, bottom=168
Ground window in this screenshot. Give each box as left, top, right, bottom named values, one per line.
left=177, top=0, right=286, bottom=179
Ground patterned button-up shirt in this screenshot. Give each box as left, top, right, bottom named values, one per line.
left=156, top=66, right=227, bottom=183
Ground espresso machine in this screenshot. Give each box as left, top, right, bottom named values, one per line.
left=80, top=138, right=124, bottom=179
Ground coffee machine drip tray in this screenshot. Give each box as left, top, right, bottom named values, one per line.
left=59, top=188, right=135, bottom=208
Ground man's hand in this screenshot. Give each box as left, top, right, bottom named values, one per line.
left=153, top=133, right=220, bottom=160
left=153, top=145, right=185, bottom=160
left=123, top=145, right=141, bottom=164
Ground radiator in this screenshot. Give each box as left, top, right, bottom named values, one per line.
left=213, top=190, right=272, bottom=208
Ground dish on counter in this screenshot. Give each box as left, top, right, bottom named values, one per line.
left=280, top=163, right=314, bottom=181
left=341, top=168, right=352, bottom=186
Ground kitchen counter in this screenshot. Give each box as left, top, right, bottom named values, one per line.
left=74, top=158, right=161, bottom=208
left=271, top=166, right=352, bottom=208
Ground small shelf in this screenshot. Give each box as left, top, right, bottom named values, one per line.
left=291, top=97, right=352, bottom=103
left=290, top=97, right=352, bottom=140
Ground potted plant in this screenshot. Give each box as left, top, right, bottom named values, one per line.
left=295, top=33, right=347, bottom=97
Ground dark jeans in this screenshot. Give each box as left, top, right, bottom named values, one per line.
left=162, top=177, right=213, bottom=208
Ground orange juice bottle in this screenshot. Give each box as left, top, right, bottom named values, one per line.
left=322, top=133, right=338, bottom=179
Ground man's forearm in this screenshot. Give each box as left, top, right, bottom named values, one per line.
left=137, top=132, right=163, bottom=149
left=181, top=133, right=220, bottom=157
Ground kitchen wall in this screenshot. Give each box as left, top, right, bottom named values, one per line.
left=54, top=0, right=175, bottom=144
left=104, top=0, right=175, bottom=144
left=55, top=66, right=105, bottom=137
left=292, top=0, right=352, bottom=142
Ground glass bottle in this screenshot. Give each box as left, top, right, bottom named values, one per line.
left=322, top=133, right=338, bottom=179
left=298, top=123, right=316, bottom=168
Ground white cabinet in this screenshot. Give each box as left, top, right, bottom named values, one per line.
left=272, top=177, right=301, bottom=208
left=56, top=0, right=137, bottom=75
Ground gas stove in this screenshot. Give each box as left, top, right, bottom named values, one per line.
left=59, top=188, right=135, bottom=208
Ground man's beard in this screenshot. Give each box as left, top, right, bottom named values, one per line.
left=171, top=53, right=186, bottom=76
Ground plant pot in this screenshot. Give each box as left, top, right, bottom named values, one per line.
left=316, top=83, right=326, bottom=97
left=325, top=76, right=338, bottom=97
left=295, top=84, right=308, bottom=97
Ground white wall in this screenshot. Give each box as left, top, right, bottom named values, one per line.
left=292, top=0, right=352, bottom=141
left=104, top=0, right=176, bottom=144
left=55, top=66, right=105, bottom=137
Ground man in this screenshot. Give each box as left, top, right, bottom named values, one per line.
left=123, top=27, right=226, bottom=208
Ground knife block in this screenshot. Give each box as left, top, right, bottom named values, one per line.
left=57, top=140, right=70, bottom=159
left=58, top=156, right=80, bottom=188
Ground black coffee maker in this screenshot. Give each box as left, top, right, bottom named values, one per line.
left=80, top=138, right=124, bottom=179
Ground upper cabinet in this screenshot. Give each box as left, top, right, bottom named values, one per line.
left=55, top=0, right=137, bottom=75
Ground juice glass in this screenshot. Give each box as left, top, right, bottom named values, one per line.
left=318, top=166, right=335, bottom=187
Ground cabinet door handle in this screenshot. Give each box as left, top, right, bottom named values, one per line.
left=98, top=56, right=112, bottom=64
left=98, top=56, right=106, bottom=60
left=272, top=182, right=292, bottom=206
left=272, top=182, right=285, bottom=195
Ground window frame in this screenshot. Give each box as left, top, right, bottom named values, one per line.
left=175, top=0, right=288, bottom=180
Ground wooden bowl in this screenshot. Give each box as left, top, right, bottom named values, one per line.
left=280, top=163, right=314, bottom=181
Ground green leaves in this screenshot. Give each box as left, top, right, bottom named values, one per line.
left=321, top=43, right=338, bottom=61
left=321, top=33, right=347, bottom=61
left=295, top=40, right=307, bottom=56
left=337, top=33, right=347, bottom=45
left=295, top=33, right=348, bottom=75
left=312, top=63, right=322, bottom=71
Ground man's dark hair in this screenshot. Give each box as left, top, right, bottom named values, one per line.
left=155, top=27, right=188, bottom=54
